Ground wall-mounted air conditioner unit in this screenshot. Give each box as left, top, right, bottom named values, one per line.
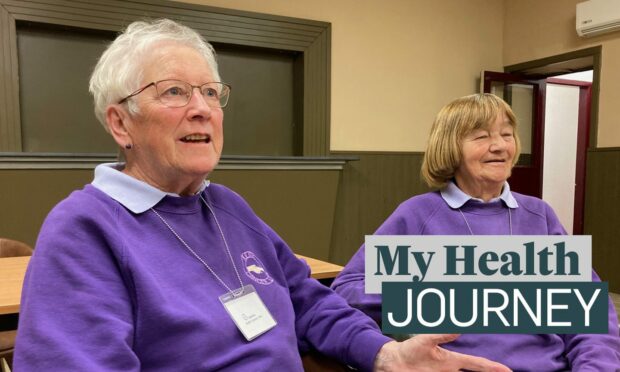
left=576, top=0, right=620, bottom=37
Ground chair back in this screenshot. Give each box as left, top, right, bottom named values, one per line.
left=0, top=238, right=33, bottom=258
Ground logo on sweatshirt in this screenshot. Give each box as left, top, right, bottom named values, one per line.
left=241, top=251, right=273, bottom=285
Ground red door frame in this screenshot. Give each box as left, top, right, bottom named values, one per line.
left=545, top=77, right=592, bottom=234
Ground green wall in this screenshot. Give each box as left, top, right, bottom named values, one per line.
left=584, top=148, right=620, bottom=293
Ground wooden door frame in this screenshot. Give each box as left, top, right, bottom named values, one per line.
left=505, top=47, right=600, bottom=234
left=504, top=46, right=601, bottom=149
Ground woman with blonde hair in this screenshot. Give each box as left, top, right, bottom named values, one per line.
left=332, top=93, right=620, bottom=371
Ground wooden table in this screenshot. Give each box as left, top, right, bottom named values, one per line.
left=3, top=255, right=617, bottom=329
left=296, top=254, right=344, bottom=280
left=0, top=255, right=343, bottom=316
left=0, top=256, right=30, bottom=315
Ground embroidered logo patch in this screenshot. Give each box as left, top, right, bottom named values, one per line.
left=241, top=251, right=273, bottom=285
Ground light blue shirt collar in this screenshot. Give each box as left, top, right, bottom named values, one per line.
left=91, top=162, right=210, bottom=214
left=440, top=180, right=518, bottom=209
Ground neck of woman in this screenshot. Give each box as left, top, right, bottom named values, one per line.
left=453, top=177, right=503, bottom=202
left=122, top=163, right=204, bottom=196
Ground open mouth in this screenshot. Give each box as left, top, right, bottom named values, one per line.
left=180, top=134, right=211, bottom=144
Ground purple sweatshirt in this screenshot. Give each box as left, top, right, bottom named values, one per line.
left=331, top=183, right=620, bottom=371
left=14, top=164, right=391, bottom=371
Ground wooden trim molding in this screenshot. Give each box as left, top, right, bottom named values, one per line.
left=0, top=4, right=20, bottom=152
left=0, top=0, right=331, bottom=160
left=587, top=147, right=620, bottom=152
left=330, top=150, right=426, bottom=156
left=0, top=153, right=357, bottom=170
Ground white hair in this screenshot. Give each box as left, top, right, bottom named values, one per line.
left=88, top=19, right=221, bottom=129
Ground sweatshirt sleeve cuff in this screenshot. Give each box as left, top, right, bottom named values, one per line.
left=347, top=329, right=392, bottom=372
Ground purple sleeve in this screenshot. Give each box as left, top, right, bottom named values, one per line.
left=331, top=204, right=414, bottom=325
left=544, top=201, right=620, bottom=368
left=561, top=271, right=620, bottom=370
left=262, top=224, right=391, bottom=372
left=330, top=245, right=382, bottom=324
left=13, top=206, right=140, bottom=371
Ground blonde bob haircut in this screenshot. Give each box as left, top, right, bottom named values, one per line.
left=421, top=93, right=521, bottom=189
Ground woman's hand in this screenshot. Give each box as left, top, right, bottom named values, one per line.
left=373, top=334, right=511, bottom=372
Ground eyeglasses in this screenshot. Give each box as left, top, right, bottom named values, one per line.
left=118, top=80, right=231, bottom=108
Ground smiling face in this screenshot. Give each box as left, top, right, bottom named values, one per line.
left=112, top=43, right=224, bottom=195
left=454, top=112, right=516, bottom=200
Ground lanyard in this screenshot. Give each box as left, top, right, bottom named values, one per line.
left=459, top=208, right=513, bottom=235
left=151, top=195, right=245, bottom=297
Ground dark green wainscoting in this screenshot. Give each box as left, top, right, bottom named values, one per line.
left=209, top=169, right=341, bottom=260
left=584, top=148, right=620, bottom=293
left=0, top=169, right=94, bottom=246
left=329, top=153, right=430, bottom=265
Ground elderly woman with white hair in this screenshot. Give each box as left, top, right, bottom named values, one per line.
left=13, top=20, right=511, bottom=371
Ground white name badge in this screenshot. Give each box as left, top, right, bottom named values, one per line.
left=219, top=284, right=277, bottom=341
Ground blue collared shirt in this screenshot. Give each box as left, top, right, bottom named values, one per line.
left=440, top=180, right=518, bottom=209
left=91, top=162, right=209, bottom=214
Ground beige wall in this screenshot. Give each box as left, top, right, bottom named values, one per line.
left=504, top=0, right=620, bottom=148
left=175, top=0, right=504, bottom=152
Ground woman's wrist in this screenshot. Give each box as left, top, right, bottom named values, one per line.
left=373, top=341, right=399, bottom=372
